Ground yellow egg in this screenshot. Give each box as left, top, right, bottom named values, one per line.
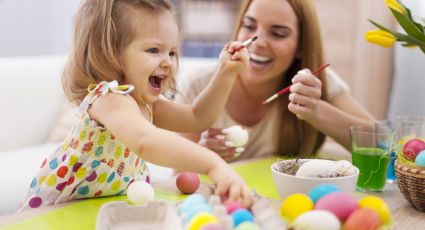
left=359, top=196, right=391, bottom=224
left=187, top=212, right=219, bottom=230
left=280, top=193, right=313, bottom=221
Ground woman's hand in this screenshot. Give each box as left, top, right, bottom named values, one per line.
left=207, top=162, right=253, bottom=208
left=288, top=69, right=323, bottom=121
left=198, top=128, right=245, bottom=161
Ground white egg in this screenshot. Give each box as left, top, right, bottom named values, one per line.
left=223, top=125, right=249, bottom=147
left=295, top=159, right=335, bottom=178
left=293, top=210, right=340, bottom=230
left=126, top=180, right=155, bottom=205
left=330, top=160, right=357, bottom=177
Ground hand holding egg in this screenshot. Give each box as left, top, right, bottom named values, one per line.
left=222, top=125, right=249, bottom=147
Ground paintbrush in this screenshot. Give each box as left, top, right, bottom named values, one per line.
left=233, top=36, right=258, bottom=53
left=262, top=63, right=330, bottom=104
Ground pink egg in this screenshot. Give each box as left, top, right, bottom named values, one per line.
left=344, top=208, right=381, bottom=230
left=403, top=139, right=425, bottom=160
left=315, top=192, right=358, bottom=221
left=176, top=172, right=200, bottom=194
left=225, top=200, right=244, bottom=214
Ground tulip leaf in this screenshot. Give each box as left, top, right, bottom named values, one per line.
left=391, top=9, right=425, bottom=41
left=394, top=32, right=425, bottom=47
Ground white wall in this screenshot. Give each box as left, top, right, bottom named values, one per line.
left=387, top=0, right=425, bottom=118
left=0, top=0, right=80, bottom=57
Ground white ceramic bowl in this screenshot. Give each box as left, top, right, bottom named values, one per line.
left=271, top=159, right=359, bottom=199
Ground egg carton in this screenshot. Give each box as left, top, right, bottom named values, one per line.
left=96, top=187, right=286, bottom=230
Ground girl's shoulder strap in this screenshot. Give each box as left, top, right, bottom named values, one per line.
left=78, top=80, right=134, bottom=113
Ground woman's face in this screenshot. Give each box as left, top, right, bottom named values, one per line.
left=238, top=0, right=299, bottom=85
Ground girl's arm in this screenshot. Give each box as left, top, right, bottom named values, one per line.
left=153, top=42, right=249, bottom=132
left=89, top=93, right=252, bottom=206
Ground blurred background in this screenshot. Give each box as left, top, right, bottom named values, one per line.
left=0, top=0, right=424, bottom=120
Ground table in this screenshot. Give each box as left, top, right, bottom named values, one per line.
left=0, top=158, right=424, bottom=229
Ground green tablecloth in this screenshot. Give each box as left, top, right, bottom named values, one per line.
left=3, top=158, right=279, bottom=230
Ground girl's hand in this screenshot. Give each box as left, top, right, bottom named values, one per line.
left=199, top=128, right=244, bottom=161
left=208, top=163, right=253, bottom=208
left=288, top=69, right=323, bottom=121
left=217, top=41, right=249, bottom=76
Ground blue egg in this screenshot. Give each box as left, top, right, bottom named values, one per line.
left=178, top=194, right=207, bottom=214
left=231, top=209, right=254, bottom=227
left=415, top=150, right=425, bottom=167
left=182, top=203, right=213, bottom=224
left=308, top=184, right=341, bottom=203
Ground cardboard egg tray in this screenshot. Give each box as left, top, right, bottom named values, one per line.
left=96, top=187, right=286, bottom=230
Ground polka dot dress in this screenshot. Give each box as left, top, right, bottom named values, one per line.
left=19, top=81, right=150, bottom=211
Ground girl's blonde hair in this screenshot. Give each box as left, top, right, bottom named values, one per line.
left=63, top=0, right=177, bottom=104
left=234, top=0, right=327, bottom=157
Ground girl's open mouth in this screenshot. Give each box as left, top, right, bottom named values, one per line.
left=148, top=75, right=166, bottom=90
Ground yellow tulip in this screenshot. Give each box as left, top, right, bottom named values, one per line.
left=365, top=30, right=397, bottom=48
left=384, top=0, right=406, bottom=14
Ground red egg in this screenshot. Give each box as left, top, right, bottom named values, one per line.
left=176, top=172, right=200, bottom=194
left=344, top=208, right=381, bottom=230
left=403, top=139, right=425, bottom=160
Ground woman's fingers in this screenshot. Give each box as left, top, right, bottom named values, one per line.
left=289, top=93, right=317, bottom=108
left=290, top=82, right=321, bottom=99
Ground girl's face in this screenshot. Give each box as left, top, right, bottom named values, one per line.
left=238, top=0, right=299, bottom=85
left=121, top=8, right=178, bottom=105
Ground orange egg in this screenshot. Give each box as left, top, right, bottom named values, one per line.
left=344, top=208, right=380, bottom=230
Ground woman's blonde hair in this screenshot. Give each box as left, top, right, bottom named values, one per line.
left=63, top=0, right=177, bottom=104
left=234, top=0, right=327, bottom=157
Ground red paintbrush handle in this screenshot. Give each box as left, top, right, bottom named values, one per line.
left=277, top=63, right=330, bottom=96
left=234, top=45, right=246, bottom=53
left=277, top=86, right=291, bottom=96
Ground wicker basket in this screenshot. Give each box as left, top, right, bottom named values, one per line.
left=395, top=160, right=425, bottom=212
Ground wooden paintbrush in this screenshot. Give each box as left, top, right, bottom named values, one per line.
left=262, top=63, right=330, bottom=104
left=233, top=36, right=258, bottom=53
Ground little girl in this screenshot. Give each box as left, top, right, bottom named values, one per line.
left=19, top=0, right=252, bottom=211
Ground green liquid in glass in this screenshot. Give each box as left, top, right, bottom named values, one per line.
left=352, top=147, right=390, bottom=191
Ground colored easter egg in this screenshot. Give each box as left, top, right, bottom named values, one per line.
left=358, top=196, right=391, bottom=224
left=315, top=192, right=358, bottom=221
left=415, top=150, right=425, bottom=167
left=344, top=208, right=381, bottom=230
left=231, top=209, right=254, bottom=227
left=187, top=212, right=219, bottom=230
left=225, top=200, right=244, bottom=214
left=182, top=203, right=213, bottom=224
left=126, top=180, right=155, bottom=205
left=280, top=193, right=314, bottom=221
left=179, top=194, right=207, bottom=214
left=403, top=139, right=425, bottom=160
left=308, top=184, right=341, bottom=203
left=234, top=222, right=260, bottom=230
left=176, top=172, right=200, bottom=194
left=293, top=210, right=340, bottom=230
